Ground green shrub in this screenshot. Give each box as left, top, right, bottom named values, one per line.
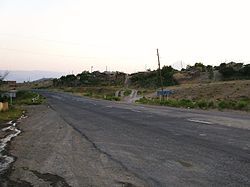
left=124, top=89, right=132, bottom=96
left=104, top=95, right=120, bottom=101
left=136, top=97, right=250, bottom=112
left=15, top=91, right=44, bottom=105
left=83, top=92, right=92, bottom=97
left=167, top=99, right=179, bottom=107
left=218, top=101, right=227, bottom=109
left=236, top=100, right=248, bottom=110
left=0, top=95, right=8, bottom=102
left=218, top=100, right=236, bottom=110
left=196, top=100, right=208, bottom=109
left=208, top=101, right=215, bottom=108
left=179, top=99, right=195, bottom=108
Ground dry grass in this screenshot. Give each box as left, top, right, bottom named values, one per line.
left=162, top=80, right=250, bottom=101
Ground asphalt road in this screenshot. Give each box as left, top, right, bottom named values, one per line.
left=39, top=90, right=250, bottom=187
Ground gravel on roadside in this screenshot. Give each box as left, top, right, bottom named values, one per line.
left=1, top=104, right=147, bottom=187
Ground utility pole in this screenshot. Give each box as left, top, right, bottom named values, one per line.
left=157, top=49, right=164, bottom=100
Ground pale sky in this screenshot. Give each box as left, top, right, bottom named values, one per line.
left=0, top=0, right=250, bottom=74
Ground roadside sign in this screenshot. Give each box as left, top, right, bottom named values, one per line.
left=157, top=90, right=174, bottom=96
left=9, top=90, right=17, bottom=98
left=1, top=90, right=17, bottom=98
left=1, top=90, right=17, bottom=105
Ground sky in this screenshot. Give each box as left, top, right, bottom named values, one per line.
left=0, top=0, right=250, bottom=74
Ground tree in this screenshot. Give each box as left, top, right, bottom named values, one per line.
left=130, top=66, right=177, bottom=88
left=240, top=64, right=250, bottom=77
left=161, top=66, right=177, bottom=86
left=0, top=71, right=9, bottom=81
left=194, top=62, right=206, bottom=72
left=206, top=65, right=214, bottom=79
left=0, top=71, right=9, bottom=85
left=219, top=66, right=235, bottom=78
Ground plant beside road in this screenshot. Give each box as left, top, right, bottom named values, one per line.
left=13, top=90, right=45, bottom=105
left=0, top=90, right=45, bottom=123
left=123, top=89, right=132, bottom=96
left=137, top=97, right=250, bottom=111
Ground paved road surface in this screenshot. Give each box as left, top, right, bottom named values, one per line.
left=39, top=90, right=250, bottom=186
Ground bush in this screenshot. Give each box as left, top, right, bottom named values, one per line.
left=208, top=101, right=215, bottom=108
left=83, top=92, right=92, bottom=97
left=15, top=91, right=44, bottom=105
left=218, top=100, right=236, bottom=110
left=0, top=95, right=8, bottom=102
left=237, top=101, right=247, bottom=109
left=166, top=99, right=179, bottom=107
left=236, top=100, right=249, bottom=110
left=196, top=100, right=208, bottom=109
left=136, top=97, right=147, bottom=104
left=179, top=99, right=195, bottom=108
left=104, top=95, right=120, bottom=101
left=136, top=97, right=250, bottom=111
left=124, top=89, right=132, bottom=96
left=218, top=101, right=227, bottom=109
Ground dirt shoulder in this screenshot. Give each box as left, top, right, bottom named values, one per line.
left=4, top=104, right=146, bottom=187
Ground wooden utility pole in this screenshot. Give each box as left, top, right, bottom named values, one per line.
left=157, top=49, right=164, bottom=100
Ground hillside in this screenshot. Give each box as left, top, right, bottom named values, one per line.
left=154, top=80, right=250, bottom=101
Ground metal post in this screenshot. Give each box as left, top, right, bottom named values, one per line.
left=10, top=96, right=12, bottom=105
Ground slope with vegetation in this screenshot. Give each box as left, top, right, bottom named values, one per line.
left=39, top=61, right=250, bottom=111
left=139, top=80, right=250, bottom=111
left=130, top=66, right=177, bottom=88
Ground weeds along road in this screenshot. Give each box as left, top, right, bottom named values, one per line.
left=39, top=90, right=250, bottom=186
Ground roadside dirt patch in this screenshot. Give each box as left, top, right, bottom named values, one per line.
left=4, top=104, right=147, bottom=187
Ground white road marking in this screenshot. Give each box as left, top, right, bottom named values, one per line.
left=106, top=106, right=113, bottom=108
left=199, top=133, right=207, bottom=136
left=131, top=109, right=142, bottom=113
left=188, top=119, right=213, bottom=125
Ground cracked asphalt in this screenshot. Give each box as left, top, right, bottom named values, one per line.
left=4, top=90, right=250, bottom=186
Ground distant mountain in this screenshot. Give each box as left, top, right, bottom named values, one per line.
left=0, top=70, right=66, bottom=83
